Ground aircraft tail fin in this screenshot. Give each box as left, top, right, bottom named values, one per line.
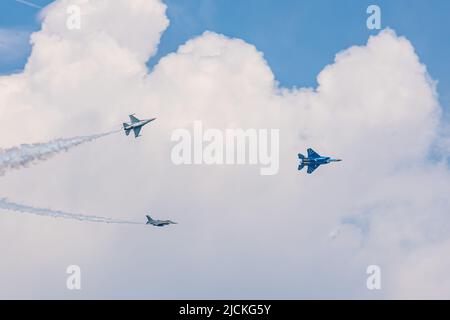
left=298, top=154, right=306, bottom=171
left=123, top=123, right=131, bottom=136
left=146, top=215, right=153, bottom=223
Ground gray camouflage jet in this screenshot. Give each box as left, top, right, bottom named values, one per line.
left=146, top=215, right=177, bottom=227
left=123, top=114, right=156, bottom=138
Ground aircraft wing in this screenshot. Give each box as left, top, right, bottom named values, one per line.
left=307, top=148, right=321, bottom=159
left=307, top=163, right=320, bottom=174
left=129, top=114, right=140, bottom=123
left=133, top=126, right=142, bottom=138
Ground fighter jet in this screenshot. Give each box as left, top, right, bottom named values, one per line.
left=298, top=148, right=342, bottom=174
left=146, top=215, right=177, bottom=227
left=123, top=114, right=156, bottom=138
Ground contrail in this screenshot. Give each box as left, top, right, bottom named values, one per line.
left=0, top=131, right=119, bottom=175
left=14, top=0, right=43, bottom=9
left=0, top=197, right=144, bottom=225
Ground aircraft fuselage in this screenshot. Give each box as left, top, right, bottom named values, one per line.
left=148, top=221, right=171, bottom=227
left=127, top=118, right=155, bottom=130
left=301, top=157, right=338, bottom=166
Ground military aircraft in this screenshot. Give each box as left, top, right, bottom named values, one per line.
left=123, top=114, right=156, bottom=138
left=146, top=215, right=177, bottom=227
left=298, top=148, right=342, bottom=174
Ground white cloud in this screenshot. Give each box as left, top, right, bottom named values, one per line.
left=0, top=0, right=449, bottom=298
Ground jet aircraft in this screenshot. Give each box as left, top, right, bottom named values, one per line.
left=123, top=114, right=156, bottom=138
left=146, top=215, right=177, bottom=227
left=298, top=148, right=342, bottom=174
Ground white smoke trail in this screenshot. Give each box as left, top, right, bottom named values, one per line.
left=0, top=197, right=144, bottom=225
left=0, top=131, right=119, bottom=175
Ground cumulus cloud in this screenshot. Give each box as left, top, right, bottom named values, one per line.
left=0, top=0, right=449, bottom=299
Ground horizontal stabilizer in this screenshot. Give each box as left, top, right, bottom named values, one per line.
left=123, top=123, right=131, bottom=136
left=298, top=163, right=305, bottom=171
left=307, top=164, right=319, bottom=174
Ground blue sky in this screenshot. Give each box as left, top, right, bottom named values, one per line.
left=1, top=0, right=449, bottom=108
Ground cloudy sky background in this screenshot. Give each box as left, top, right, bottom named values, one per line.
left=0, top=0, right=450, bottom=299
